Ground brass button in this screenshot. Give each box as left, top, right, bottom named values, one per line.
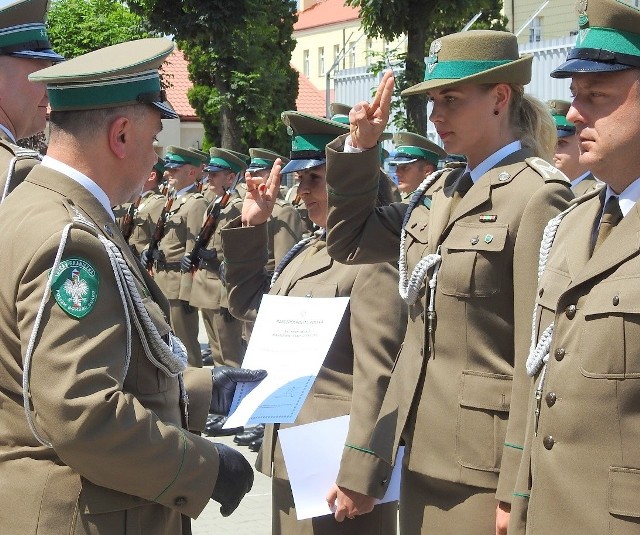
left=174, top=496, right=187, bottom=506
left=545, top=392, right=557, bottom=407
left=543, top=436, right=555, bottom=450
left=613, top=295, right=620, bottom=306
left=555, top=348, right=565, bottom=361
left=565, top=304, right=576, bottom=319
left=539, top=288, right=544, bottom=297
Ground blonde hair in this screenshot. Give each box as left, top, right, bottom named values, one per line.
left=508, top=85, right=556, bottom=162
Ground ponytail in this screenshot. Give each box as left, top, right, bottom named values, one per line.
left=508, top=86, right=556, bottom=163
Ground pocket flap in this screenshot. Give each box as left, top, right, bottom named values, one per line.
left=80, top=479, right=151, bottom=514
left=583, top=279, right=640, bottom=316
left=537, top=268, right=571, bottom=310
left=445, top=223, right=508, bottom=252
left=460, top=371, right=512, bottom=412
left=404, top=203, right=431, bottom=245
left=609, top=467, right=640, bottom=517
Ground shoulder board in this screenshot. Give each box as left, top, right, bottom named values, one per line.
left=60, top=198, right=100, bottom=237
left=525, top=157, right=570, bottom=184
left=229, top=196, right=243, bottom=205
left=188, top=192, right=204, bottom=199
left=443, top=161, right=466, bottom=170
left=0, top=139, right=39, bottom=159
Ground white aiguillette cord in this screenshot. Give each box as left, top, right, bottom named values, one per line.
left=23, top=208, right=188, bottom=448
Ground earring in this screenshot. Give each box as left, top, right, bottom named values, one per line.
left=493, top=110, right=499, bottom=116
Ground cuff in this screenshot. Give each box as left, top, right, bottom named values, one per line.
left=335, top=446, right=393, bottom=499
left=182, top=367, right=214, bottom=432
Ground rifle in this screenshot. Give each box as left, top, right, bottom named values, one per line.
left=121, top=195, right=142, bottom=243
left=146, top=189, right=176, bottom=274
left=188, top=172, right=243, bottom=273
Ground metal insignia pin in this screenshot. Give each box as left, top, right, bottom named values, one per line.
left=103, top=224, right=113, bottom=237
left=484, top=234, right=493, bottom=244
left=576, top=0, right=588, bottom=27
left=470, top=236, right=479, bottom=245
left=427, top=39, right=442, bottom=74
left=498, top=172, right=510, bottom=182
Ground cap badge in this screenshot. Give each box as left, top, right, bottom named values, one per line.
left=576, top=0, right=589, bottom=29
left=427, top=39, right=442, bottom=74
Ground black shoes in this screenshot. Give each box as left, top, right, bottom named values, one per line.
left=233, top=424, right=265, bottom=446
left=204, top=415, right=243, bottom=437
left=248, top=436, right=263, bottom=452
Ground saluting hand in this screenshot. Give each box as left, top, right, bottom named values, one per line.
left=241, top=159, right=282, bottom=227
left=349, top=70, right=394, bottom=150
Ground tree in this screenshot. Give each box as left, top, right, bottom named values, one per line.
left=46, top=0, right=157, bottom=59
left=128, top=0, right=298, bottom=153
left=348, top=0, right=507, bottom=135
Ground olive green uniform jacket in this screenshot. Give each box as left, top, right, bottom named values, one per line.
left=128, top=191, right=166, bottom=256
left=508, top=186, right=640, bottom=535
left=571, top=171, right=600, bottom=197
left=324, top=136, right=573, bottom=502
left=221, top=219, right=406, bottom=534
left=0, top=165, right=219, bottom=535
left=0, top=129, right=40, bottom=203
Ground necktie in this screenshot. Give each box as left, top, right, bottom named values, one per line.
left=592, top=195, right=622, bottom=254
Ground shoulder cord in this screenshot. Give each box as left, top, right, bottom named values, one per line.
left=270, top=227, right=325, bottom=289
left=398, top=168, right=448, bottom=305
left=1, top=149, right=41, bottom=205
left=23, top=209, right=188, bottom=448
left=525, top=203, right=578, bottom=381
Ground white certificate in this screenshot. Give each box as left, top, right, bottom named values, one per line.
left=223, top=294, right=350, bottom=428
left=279, top=415, right=403, bottom=520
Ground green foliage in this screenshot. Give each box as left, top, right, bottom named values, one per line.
left=348, top=0, right=507, bottom=134
left=46, top=0, right=156, bottom=59
left=128, top=0, right=298, bottom=153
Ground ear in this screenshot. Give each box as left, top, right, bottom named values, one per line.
left=108, top=116, right=130, bottom=159
left=493, top=83, right=512, bottom=115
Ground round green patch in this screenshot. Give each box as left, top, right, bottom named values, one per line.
left=51, top=258, right=99, bottom=319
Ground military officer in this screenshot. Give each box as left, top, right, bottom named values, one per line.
left=507, top=1, right=640, bottom=533
left=322, top=31, right=573, bottom=535
left=142, top=145, right=208, bottom=367
left=548, top=99, right=600, bottom=196
left=222, top=111, right=406, bottom=534
left=389, top=131, right=447, bottom=200
left=0, top=0, right=64, bottom=202
left=0, top=38, right=265, bottom=535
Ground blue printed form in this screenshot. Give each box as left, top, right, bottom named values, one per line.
left=223, top=295, right=350, bottom=428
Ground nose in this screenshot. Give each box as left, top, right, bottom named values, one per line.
left=566, top=101, right=582, bottom=126
left=428, top=102, right=441, bottom=124
left=297, top=173, right=312, bottom=194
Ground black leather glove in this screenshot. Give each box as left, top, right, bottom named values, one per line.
left=198, top=247, right=217, bottom=262
left=211, top=442, right=254, bottom=517
left=151, top=248, right=165, bottom=261
left=181, top=300, right=194, bottom=314
left=210, top=366, right=267, bottom=415
left=180, top=254, right=192, bottom=273
left=221, top=307, right=234, bottom=323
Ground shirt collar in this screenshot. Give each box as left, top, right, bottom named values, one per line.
left=176, top=184, right=195, bottom=198
left=465, top=140, right=522, bottom=183
left=0, top=124, right=17, bottom=144
left=605, top=177, right=640, bottom=218
left=41, top=156, right=115, bottom=221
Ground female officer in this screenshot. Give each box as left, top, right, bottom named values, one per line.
left=322, top=30, right=574, bottom=535
left=220, top=111, right=406, bottom=534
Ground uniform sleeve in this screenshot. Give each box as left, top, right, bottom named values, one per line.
left=335, top=262, right=408, bottom=498
left=325, top=134, right=407, bottom=265
left=221, top=217, right=270, bottom=322
left=20, top=228, right=219, bottom=518
left=496, top=180, right=573, bottom=503
left=182, top=367, right=214, bottom=432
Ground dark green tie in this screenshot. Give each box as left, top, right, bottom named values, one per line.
left=593, top=195, right=622, bottom=254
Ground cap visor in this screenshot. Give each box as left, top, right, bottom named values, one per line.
left=247, top=165, right=270, bottom=173
left=557, top=129, right=576, bottom=138
left=388, top=156, right=419, bottom=165
left=204, top=165, right=231, bottom=173
left=11, top=49, right=65, bottom=62
left=550, top=58, right=631, bottom=78
left=281, top=158, right=326, bottom=174
left=153, top=101, right=178, bottom=119
left=164, top=162, right=184, bottom=169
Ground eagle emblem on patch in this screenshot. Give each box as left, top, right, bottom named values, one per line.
left=50, top=258, right=99, bottom=319
left=427, top=39, right=442, bottom=75
left=576, top=0, right=588, bottom=28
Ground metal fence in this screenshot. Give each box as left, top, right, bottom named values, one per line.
left=333, top=34, right=577, bottom=143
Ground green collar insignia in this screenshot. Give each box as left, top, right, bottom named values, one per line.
left=51, top=258, right=99, bottom=319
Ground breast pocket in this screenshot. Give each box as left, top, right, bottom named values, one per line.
left=287, top=281, right=338, bottom=298
left=579, top=279, right=640, bottom=378
left=439, top=223, right=509, bottom=298
left=164, top=213, right=185, bottom=244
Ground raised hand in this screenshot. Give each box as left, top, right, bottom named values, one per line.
left=349, top=70, right=395, bottom=150
left=241, top=159, right=282, bottom=227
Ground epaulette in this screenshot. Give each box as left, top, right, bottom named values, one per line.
left=525, top=157, right=571, bottom=185
left=190, top=192, right=204, bottom=199
left=443, top=161, right=466, bottom=170
left=0, top=140, right=41, bottom=203
left=60, top=198, right=100, bottom=237
left=228, top=196, right=243, bottom=206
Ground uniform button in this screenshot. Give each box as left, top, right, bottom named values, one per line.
left=613, top=295, right=620, bottom=306
left=381, top=478, right=388, bottom=486
left=555, top=348, right=565, bottom=361
left=539, top=288, right=544, bottom=297
left=545, top=392, right=557, bottom=407
left=543, top=436, right=555, bottom=450
left=565, top=305, right=576, bottom=319
left=174, top=496, right=187, bottom=506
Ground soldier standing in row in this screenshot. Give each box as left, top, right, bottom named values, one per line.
left=142, top=145, right=208, bottom=367
left=0, top=0, right=64, bottom=201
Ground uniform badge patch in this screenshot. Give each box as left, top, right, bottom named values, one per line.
left=51, top=258, right=99, bottom=319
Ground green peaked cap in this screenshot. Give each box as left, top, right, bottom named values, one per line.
left=547, top=99, right=576, bottom=137
left=29, top=38, right=177, bottom=118
left=164, top=146, right=207, bottom=168
left=247, top=148, right=289, bottom=171
left=403, top=30, right=532, bottom=95
left=206, top=148, right=248, bottom=174
left=390, top=131, right=447, bottom=166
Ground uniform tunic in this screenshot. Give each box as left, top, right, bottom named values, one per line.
left=221, top=218, right=406, bottom=534
left=509, top=185, right=640, bottom=535
left=128, top=190, right=165, bottom=256
left=324, top=136, right=573, bottom=534
left=0, top=129, right=40, bottom=202
left=153, top=186, right=208, bottom=366
left=0, top=165, right=218, bottom=535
